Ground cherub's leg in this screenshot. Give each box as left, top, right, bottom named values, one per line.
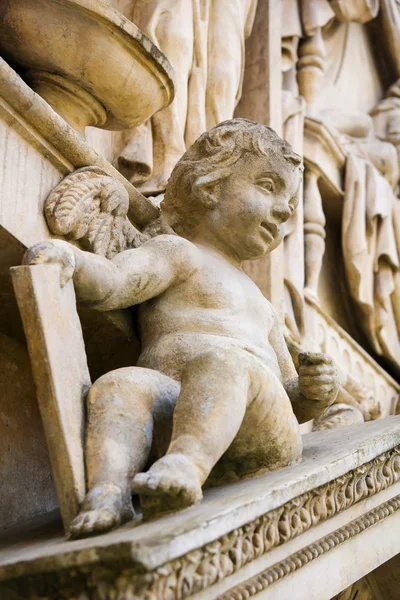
left=217, top=365, right=302, bottom=480
left=132, top=348, right=251, bottom=518
left=69, top=367, right=179, bottom=538
left=133, top=350, right=303, bottom=518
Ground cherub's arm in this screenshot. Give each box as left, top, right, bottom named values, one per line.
left=24, top=235, right=194, bottom=311
left=268, top=313, right=339, bottom=423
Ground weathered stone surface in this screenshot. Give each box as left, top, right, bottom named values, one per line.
left=11, top=265, right=91, bottom=532
left=1, top=419, right=400, bottom=599
left=118, top=0, right=258, bottom=196
left=24, top=119, right=342, bottom=537
left=3, top=2, right=400, bottom=599
left=0, top=0, right=174, bottom=134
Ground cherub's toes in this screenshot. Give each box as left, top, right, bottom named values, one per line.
left=69, top=514, right=89, bottom=539
left=131, top=473, right=152, bottom=494
left=91, top=510, right=119, bottom=533
left=69, top=509, right=118, bottom=539
left=132, top=473, right=167, bottom=495
left=146, top=475, right=162, bottom=491
left=153, top=474, right=180, bottom=495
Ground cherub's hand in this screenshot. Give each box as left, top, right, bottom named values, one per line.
left=298, top=352, right=339, bottom=410
left=23, top=240, right=76, bottom=287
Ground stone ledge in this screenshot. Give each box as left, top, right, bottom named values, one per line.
left=221, top=495, right=400, bottom=600
left=1, top=418, right=400, bottom=599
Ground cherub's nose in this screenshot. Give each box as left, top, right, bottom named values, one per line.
left=272, top=204, right=291, bottom=223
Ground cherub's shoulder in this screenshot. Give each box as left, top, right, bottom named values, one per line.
left=144, top=233, right=196, bottom=255
left=144, top=234, right=199, bottom=271
left=146, top=233, right=193, bottom=248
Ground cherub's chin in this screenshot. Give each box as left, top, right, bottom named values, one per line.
left=245, top=242, right=272, bottom=260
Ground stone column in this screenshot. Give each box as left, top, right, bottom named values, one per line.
left=297, top=27, right=326, bottom=115
left=303, top=165, right=326, bottom=295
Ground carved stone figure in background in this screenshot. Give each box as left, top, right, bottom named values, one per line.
left=372, top=78, right=400, bottom=172
left=25, top=119, right=339, bottom=537
left=316, top=109, right=400, bottom=365
left=117, top=0, right=258, bottom=195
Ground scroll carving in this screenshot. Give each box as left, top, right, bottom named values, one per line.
left=102, top=447, right=400, bottom=599
left=220, top=496, right=400, bottom=600
left=4, top=447, right=400, bottom=599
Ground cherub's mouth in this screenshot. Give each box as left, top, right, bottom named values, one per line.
left=260, top=221, right=278, bottom=240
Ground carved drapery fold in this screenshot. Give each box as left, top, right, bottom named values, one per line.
left=342, top=154, right=400, bottom=365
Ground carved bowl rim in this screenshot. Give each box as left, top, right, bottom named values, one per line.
left=0, top=0, right=175, bottom=130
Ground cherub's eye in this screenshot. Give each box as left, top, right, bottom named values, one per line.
left=256, top=178, right=275, bottom=193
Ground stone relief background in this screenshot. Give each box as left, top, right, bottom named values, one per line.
left=2, top=0, right=400, bottom=598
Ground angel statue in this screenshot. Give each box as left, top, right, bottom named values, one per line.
left=21, top=119, right=339, bottom=538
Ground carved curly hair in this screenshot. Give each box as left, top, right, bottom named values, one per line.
left=162, top=118, right=302, bottom=235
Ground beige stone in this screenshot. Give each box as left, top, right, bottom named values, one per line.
left=0, top=56, right=159, bottom=232
left=11, top=264, right=91, bottom=532
left=235, top=0, right=286, bottom=320
left=0, top=0, right=175, bottom=135
left=1, top=418, right=400, bottom=598
left=23, top=119, right=340, bottom=537
left=3, top=2, right=400, bottom=598
left=304, top=293, right=399, bottom=417
left=117, top=0, right=258, bottom=195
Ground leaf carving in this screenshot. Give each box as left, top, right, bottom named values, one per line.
left=44, top=167, right=147, bottom=258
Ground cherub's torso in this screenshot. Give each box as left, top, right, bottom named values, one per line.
left=137, top=241, right=281, bottom=380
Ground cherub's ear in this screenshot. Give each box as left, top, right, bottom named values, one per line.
left=193, top=173, right=220, bottom=209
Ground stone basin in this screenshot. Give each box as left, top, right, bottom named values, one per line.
left=0, top=0, right=175, bottom=134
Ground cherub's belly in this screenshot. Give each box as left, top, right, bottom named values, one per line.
left=137, top=332, right=282, bottom=382
left=139, top=303, right=274, bottom=352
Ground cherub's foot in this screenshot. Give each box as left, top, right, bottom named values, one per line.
left=131, top=453, right=203, bottom=520
left=69, top=483, right=134, bottom=539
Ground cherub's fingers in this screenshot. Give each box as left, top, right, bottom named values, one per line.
left=22, top=240, right=75, bottom=287
left=316, top=385, right=336, bottom=396
left=300, top=374, right=335, bottom=385
left=301, top=385, right=335, bottom=398
left=299, top=364, right=335, bottom=376
left=298, top=352, right=333, bottom=367
left=23, top=242, right=54, bottom=265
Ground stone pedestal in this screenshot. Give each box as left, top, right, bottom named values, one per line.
left=1, top=419, right=400, bottom=599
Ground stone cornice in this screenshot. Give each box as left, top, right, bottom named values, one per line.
left=2, top=444, right=400, bottom=599
left=220, top=495, right=400, bottom=600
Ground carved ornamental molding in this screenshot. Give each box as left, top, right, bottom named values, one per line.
left=3, top=446, right=400, bottom=599
left=125, top=446, right=400, bottom=599
left=220, top=496, right=400, bottom=600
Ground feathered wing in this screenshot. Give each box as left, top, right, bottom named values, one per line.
left=45, top=167, right=148, bottom=259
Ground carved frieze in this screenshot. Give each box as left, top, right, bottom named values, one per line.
left=3, top=446, right=400, bottom=599
left=220, top=496, right=399, bottom=600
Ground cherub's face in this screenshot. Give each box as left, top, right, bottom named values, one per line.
left=207, top=153, right=302, bottom=261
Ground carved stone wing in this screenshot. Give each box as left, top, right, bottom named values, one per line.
left=45, top=166, right=147, bottom=258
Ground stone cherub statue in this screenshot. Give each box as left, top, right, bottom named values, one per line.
left=25, top=119, right=339, bottom=538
